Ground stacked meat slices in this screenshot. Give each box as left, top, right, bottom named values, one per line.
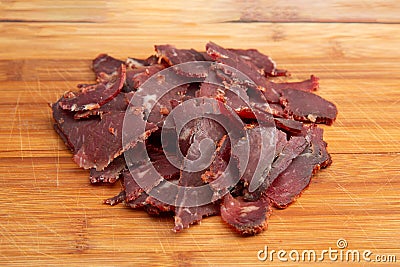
left=52, top=42, right=337, bottom=235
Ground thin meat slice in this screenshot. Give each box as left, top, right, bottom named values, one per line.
left=74, top=110, right=157, bottom=170
left=155, top=44, right=209, bottom=78
left=53, top=100, right=158, bottom=171
left=125, top=65, right=165, bottom=91
left=206, top=41, right=281, bottom=103
left=280, top=88, right=338, bottom=125
left=74, top=92, right=133, bottom=119
left=126, top=55, right=158, bottom=68
left=173, top=202, right=220, bottom=232
left=244, top=132, right=309, bottom=201
left=236, top=125, right=276, bottom=192
left=227, top=48, right=284, bottom=77
left=89, top=156, right=126, bottom=184
left=267, top=126, right=332, bottom=208
left=155, top=45, right=205, bottom=65
left=173, top=118, right=226, bottom=232
left=104, top=191, right=126, bottom=206
left=89, top=141, right=150, bottom=184
left=92, top=54, right=125, bottom=76
left=265, top=75, right=319, bottom=94
left=59, top=64, right=126, bottom=111
left=221, top=193, right=271, bottom=235
left=274, top=117, right=304, bottom=134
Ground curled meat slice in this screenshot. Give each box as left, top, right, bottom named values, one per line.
left=221, top=193, right=270, bottom=235
left=280, top=88, right=338, bottom=125
left=267, top=126, right=332, bottom=208
left=59, top=65, right=126, bottom=111
left=92, top=54, right=125, bottom=76
left=227, top=48, right=282, bottom=77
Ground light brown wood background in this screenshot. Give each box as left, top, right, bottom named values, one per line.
left=0, top=1, right=399, bottom=266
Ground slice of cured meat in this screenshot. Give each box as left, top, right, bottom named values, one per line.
left=126, top=55, right=158, bottom=68
left=53, top=101, right=158, bottom=170
left=92, top=54, right=125, bottom=76
left=227, top=48, right=282, bottom=77
left=244, top=131, right=309, bottom=200
left=280, top=88, right=338, bottom=125
left=267, top=126, right=332, bottom=208
left=206, top=42, right=281, bottom=103
left=74, top=92, right=133, bottom=119
left=155, top=45, right=205, bottom=65
left=267, top=75, right=319, bottom=92
left=173, top=118, right=226, bottom=232
left=125, top=65, right=165, bottom=91
left=173, top=202, right=220, bottom=232
left=59, top=64, right=126, bottom=111
left=221, top=193, right=271, bottom=235
left=89, top=156, right=126, bottom=184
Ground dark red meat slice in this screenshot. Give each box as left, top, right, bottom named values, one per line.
left=227, top=48, right=282, bottom=77
left=92, top=54, right=125, bottom=76
left=280, top=88, right=338, bottom=125
left=74, top=92, right=133, bottom=119
left=53, top=100, right=158, bottom=170
left=173, top=202, right=220, bottom=232
left=155, top=44, right=205, bottom=65
left=155, top=44, right=210, bottom=78
left=206, top=42, right=281, bottom=103
left=126, top=55, right=158, bottom=68
left=125, top=65, right=165, bottom=91
left=173, top=118, right=227, bottom=232
left=267, top=126, right=332, bottom=208
left=104, top=191, right=126, bottom=206
left=266, top=75, right=319, bottom=93
left=89, top=141, right=151, bottom=184
left=236, top=125, right=276, bottom=192
left=59, top=65, right=126, bottom=111
left=220, top=193, right=271, bottom=235
left=244, top=131, right=309, bottom=201
left=89, top=156, right=126, bottom=184
left=274, top=117, right=304, bottom=134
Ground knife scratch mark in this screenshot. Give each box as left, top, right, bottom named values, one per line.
left=6, top=92, right=21, bottom=152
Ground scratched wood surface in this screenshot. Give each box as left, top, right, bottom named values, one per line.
left=0, top=1, right=399, bottom=266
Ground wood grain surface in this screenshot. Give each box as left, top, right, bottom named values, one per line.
left=0, top=1, right=399, bottom=266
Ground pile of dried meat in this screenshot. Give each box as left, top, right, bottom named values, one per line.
left=52, top=42, right=337, bottom=235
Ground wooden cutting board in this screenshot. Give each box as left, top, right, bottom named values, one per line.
left=1, top=1, right=399, bottom=266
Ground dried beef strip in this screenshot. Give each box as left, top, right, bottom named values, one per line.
left=125, top=65, right=165, bottom=91
left=155, top=44, right=210, bottom=78
left=244, top=132, right=310, bottom=201
left=227, top=48, right=283, bottom=77
left=74, top=110, right=157, bottom=171
left=74, top=92, right=133, bottom=119
left=267, top=75, right=319, bottom=93
left=267, top=126, right=332, bottom=208
left=274, top=117, right=304, bottom=134
left=220, top=193, right=271, bottom=235
left=280, top=88, right=338, bottom=125
left=104, top=191, right=126, bottom=206
left=155, top=45, right=205, bottom=65
left=173, top=118, right=226, bottom=232
left=236, top=126, right=275, bottom=189
left=126, top=55, right=158, bottom=68
left=173, top=202, right=220, bottom=232
left=206, top=41, right=281, bottom=103
left=89, top=156, right=126, bottom=184
left=92, top=54, right=125, bottom=76
left=53, top=100, right=158, bottom=171
left=59, top=65, right=126, bottom=111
